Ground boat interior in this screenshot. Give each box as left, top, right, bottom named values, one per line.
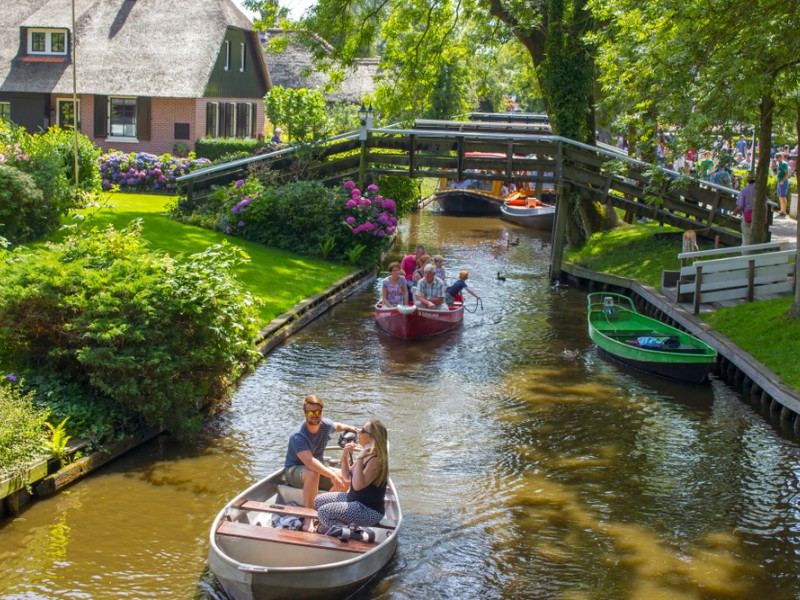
left=215, top=459, right=400, bottom=569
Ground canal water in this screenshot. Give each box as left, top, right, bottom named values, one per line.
left=2, top=211, right=800, bottom=599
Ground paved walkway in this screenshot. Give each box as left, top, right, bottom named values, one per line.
left=770, top=213, right=798, bottom=247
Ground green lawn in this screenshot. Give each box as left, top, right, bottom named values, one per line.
left=61, top=193, right=353, bottom=326
left=565, top=223, right=688, bottom=288
left=700, top=297, right=800, bottom=390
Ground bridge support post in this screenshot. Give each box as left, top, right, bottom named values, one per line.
left=550, top=141, right=567, bottom=280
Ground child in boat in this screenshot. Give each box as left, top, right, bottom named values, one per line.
left=445, top=270, right=480, bottom=306
left=433, top=255, right=447, bottom=283
left=381, top=262, right=408, bottom=308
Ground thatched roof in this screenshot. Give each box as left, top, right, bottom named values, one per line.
left=1, top=0, right=268, bottom=97
left=262, top=29, right=380, bottom=104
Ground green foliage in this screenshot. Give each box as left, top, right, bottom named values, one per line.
left=319, top=235, right=336, bottom=259
left=172, top=142, right=190, bottom=157
left=43, top=417, right=74, bottom=467
left=376, top=175, right=420, bottom=218
left=0, top=224, right=261, bottom=437
left=0, top=379, right=50, bottom=477
left=195, top=138, right=265, bottom=161
left=0, top=164, right=47, bottom=244
left=0, top=126, right=100, bottom=244
left=565, top=223, right=687, bottom=288
left=324, top=101, right=361, bottom=136
left=700, top=297, right=800, bottom=390
left=265, top=86, right=327, bottom=142
left=346, top=243, right=366, bottom=265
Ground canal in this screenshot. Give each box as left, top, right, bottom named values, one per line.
left=2, top=211, right=800, bottom=599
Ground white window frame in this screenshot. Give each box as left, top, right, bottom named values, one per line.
left=224, top=40, right=231, bottom=71
left=240, top=42, right=246, bottom=72
left=56, top=98, right=80, bottom=129
left=107, top=96, right=138, bottom=142
left=28, top=28, right=68, bottom=56
left=0, top=102, right=10, bottom=121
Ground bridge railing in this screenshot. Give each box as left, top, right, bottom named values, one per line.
left=177, top=123, right=756, bottom=246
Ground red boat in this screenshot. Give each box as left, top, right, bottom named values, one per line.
left=374, top=302, right=464, bottom=339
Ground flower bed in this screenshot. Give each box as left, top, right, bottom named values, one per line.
left=98, top=152, right=211, bottom=192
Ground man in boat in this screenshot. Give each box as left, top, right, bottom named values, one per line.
left=284, top=395, right=359, bottom=530
left=415, top=263, right=446, bottom=309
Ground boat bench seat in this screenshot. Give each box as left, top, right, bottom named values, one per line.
left=217, top=521, right=375, bottom=553
left=235, top=499, right=398, bottom=530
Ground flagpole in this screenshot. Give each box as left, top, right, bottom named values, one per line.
left=71, top=0, right=79, bottom=189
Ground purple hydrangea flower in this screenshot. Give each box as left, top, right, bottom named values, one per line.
left=238, top=221, right=245, bottom=227
left=234, top=179, right=244, bottom=189
left=5, top=374, right=17, bottom=382
left=367, top=184, right=379, bottom=193
left=344, top=181, right=356, bottom=190
left=346, top=216, right=356, bottom=225
left=346, top=199, right=357, bottom=208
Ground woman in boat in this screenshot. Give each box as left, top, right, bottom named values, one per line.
left=412, top=254, right=431, bottom=286
left=381, top=262, right=409, bottom=308
left=314, top=419, right=389, bottom=534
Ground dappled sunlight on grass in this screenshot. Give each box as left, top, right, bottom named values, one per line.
left=701, top=296, right=800, bottom=389
left=63, top=192, right=352, bottom=326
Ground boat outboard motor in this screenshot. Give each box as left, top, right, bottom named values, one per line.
left=338, top=430, right=358, bottom=448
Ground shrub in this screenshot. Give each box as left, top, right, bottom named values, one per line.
left=195, top=138, right=269, bottom=161
left=0, top=164, right=47, bottom=243
left=98, top=151, right=211, bottom=193
left=376, top=175, right=420, bottom=218
left=0, top=377, right=50, bottom=477
left=0, top=223, right=261, bottom=437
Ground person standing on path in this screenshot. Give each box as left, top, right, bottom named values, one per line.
left=732, top=173, right=756, bottom=247
left=776, top=153, right=790, bottom=217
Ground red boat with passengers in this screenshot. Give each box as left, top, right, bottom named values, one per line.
left=374, top=301, right=464, bottom=339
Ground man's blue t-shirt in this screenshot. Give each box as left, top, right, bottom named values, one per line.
left=446, top=279, right=468, bottom=296
left=285, top=417, right=334, bottom=468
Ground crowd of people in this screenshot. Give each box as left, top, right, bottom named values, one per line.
left=380, top=244, right=480, bottom=310
left=616, top=132, right=797, bottom=217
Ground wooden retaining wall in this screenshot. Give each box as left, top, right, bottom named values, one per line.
left=562, top=262, right=800, bottom=436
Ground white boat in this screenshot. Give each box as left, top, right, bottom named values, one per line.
left=499, top=194, right=556, bottom=229
left=208, top=454, right=401, bottom=600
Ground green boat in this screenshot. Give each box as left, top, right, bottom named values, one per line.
left=587, top=292, right=717, bottom=384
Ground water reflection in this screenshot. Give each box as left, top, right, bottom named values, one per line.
left=1, top=211, right=800, bottom=599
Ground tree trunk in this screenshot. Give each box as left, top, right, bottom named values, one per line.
left=751, top=94, right=775, bottom=244
left=787, top=101, right=800, bottom=318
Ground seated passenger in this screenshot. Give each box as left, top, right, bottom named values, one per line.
left=284, top=395, right=358, bottom=530
left=381, top=262, right=408, bottom=308
left=314, top=419, right=389, bottom=535
left=415, top=263, right=446, bottom=309
left=445, top=270, right=481, bottom=306
left=433, top=255, right=447, bottom=283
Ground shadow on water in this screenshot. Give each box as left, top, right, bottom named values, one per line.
left=3, top=208, right=800, bottom=600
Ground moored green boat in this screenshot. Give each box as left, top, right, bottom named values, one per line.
left=587, top=293, right=717, bottom=384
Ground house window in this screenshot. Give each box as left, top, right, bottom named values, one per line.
left=240, top=43, right=246, bottom=72
left=28, top=28, right=68, bottom=56
left=0, top=102, right=10, bottom=121
left=206, top=102, right=219, bottom=137
left=224, top=40, right=231, bottom=71
left=109, top=97, right=137, bottom=138
left=57, top=99, right=80, bottom=129
left=224, top=103, right=235, bottom=137
left=250, top=102, right=258, bottom=138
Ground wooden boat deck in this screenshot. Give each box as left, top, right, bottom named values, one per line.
left=217, top=521, right=378, bottom=554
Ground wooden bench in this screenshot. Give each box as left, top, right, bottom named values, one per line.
left=677, top=242, right=794, bottom=312
left=216, top=521, right=375, bottom=553
left=233, top=499, right=398, bottom=530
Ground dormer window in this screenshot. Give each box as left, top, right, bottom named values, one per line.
left=28, top=28, right=68, bottom=56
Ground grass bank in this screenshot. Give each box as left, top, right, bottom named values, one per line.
left=63, top=193, right=352, bottom=326
left=567, top=222, right=800, bottom=390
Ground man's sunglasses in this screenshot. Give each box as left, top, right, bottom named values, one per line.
left=305, top=409, right=323, bottom=417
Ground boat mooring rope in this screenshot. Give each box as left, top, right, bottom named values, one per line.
left=464, top=297, right=484, bottom=314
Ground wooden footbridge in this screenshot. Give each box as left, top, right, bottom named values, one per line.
left=178, top=115, right=760, bottom=275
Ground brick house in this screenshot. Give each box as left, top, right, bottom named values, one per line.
left=0, top=0, right=271, bottom=155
